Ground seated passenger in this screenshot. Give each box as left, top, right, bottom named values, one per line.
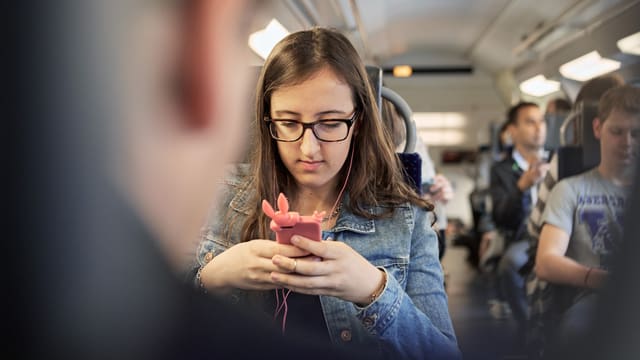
left=534, top=85, right=640, bottom=349
left=488, top=102, right=549, bottom=333
left=524, top=74, right=624, bottom=356
left=193, top=27, right=460, bottom=359
left=381, top=98, right=454, bottom=259
left=416, top=138, right=455, bottom=259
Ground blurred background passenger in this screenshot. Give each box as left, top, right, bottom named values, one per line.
left=381, top=98, right=455, bottom=259
left=524, top=74, right=625, bottom=357
left=487, top=101, right=549, bottom=339
left=550, top=148, right=640, bottom=360
left=534, top=85, right=640, bottom=354
left=9, top=1, right=367, bottom=359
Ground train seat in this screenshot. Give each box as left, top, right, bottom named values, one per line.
left=557, top=101, right=600, bottom=180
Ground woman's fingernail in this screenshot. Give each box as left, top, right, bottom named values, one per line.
left=290, top=236, right=300, bottom=244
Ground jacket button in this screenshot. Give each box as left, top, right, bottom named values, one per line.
left=363, top=317, right=374, bottom=327
left=340, top=330, right=352, bottom=342
left=204, top=252, right=214, bottom=263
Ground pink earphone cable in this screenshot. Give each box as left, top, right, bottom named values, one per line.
left=273, top=146, right=355, bottom=334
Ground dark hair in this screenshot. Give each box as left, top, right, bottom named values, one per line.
left=547, top=98, right=571, bottom=114
left=233, top=27, right=432, bottom=242
left=575, top=73, right=625, bottom=106
left=507, top=101, right=539, bottom=126
left=598, top=85, right=640, bottom=123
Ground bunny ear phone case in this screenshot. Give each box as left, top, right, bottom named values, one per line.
left=261, top=193, right=323, bottom=244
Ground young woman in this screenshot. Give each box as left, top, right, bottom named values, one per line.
left=194, top=27, right=460, bottom=359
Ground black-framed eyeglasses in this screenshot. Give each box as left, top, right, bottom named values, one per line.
left=265, top=112, right=357, bottom=142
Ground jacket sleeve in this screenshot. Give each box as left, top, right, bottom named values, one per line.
left=184, top=217, right=232, bottom=287
left=355, top=208, right=461, bottom=359
left=184, top=169, right=246, bottom=287
left=490, top=162, right=526, bottom=232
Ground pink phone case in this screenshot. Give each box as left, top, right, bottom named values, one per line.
left=262, top=193, right=323, bottom=244
left=272, top=221, right=321, bottom=244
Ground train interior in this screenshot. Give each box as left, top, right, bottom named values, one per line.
left=10, top=1, right=640, bottom=359
left=247, top=1, right=640, bottom=359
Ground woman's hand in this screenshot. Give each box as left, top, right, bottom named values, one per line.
left=426, top=174, right=454, bottom=204
left=270, top=236, right=384, bottom=305
left=200, top=240, right=309, bottom=292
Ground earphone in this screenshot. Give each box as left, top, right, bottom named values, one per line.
left=266, top=146, right=355, bottom=333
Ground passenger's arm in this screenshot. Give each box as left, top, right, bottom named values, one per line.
left=356, top=209, right=461, bottom=359
left=535, top=223, right=607, bottom=289
left=535, top=178, right=609, bottom=289
left=516, top=159, right=549, bottom=192
left=425, top=173, right=454, bottom=204
left=267, top=207, right=460, bottom=358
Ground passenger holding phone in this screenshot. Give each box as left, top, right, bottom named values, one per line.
left=517, top=151, right=551, bottom=197
left=422, top=172, right=455, bottom=259
left=194, top=28, right=460, bottom=359
left=425, top=174, right=455, bottom=202
left=487, top=102, right=548, bottom=336
left=382, top=100, right=455, bottom=260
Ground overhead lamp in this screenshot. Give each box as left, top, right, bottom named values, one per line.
left=393, top=65, right=413, bottom=78
left=248, top=19, right=289, bottom=60
left=413, top=112, right=467, bottom=129
left=559, top=51, right=621, bottom=82
left=419, top=130, right=466, bottom=146
left=519, top=75, right=561, bottom=97
left=617, top=32, right=640, bottom=56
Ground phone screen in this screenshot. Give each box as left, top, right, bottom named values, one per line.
left=421, top=180, right=434, bottom=195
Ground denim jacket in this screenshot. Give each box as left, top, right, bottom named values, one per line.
left=194, top=165, right=460, bottom=359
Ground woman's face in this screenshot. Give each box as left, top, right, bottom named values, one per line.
left=269, top=67, right=356, bottom=193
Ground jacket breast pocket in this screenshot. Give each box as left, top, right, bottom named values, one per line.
left=370, top=256, right=409, bottom=286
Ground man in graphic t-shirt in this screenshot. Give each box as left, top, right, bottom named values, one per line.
left=534, top=85, right=640, bottom=349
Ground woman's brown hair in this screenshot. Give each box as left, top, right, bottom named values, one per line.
left=230, top=27, right=432, bottom=242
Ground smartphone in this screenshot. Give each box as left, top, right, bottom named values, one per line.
left=421, top=179, right=439, bottom=196
left=262, top=193, right=323, bottom=244
left=274, top=220, right=321, bottom=244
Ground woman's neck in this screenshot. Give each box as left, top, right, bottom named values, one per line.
left=292, top=185, right=340, bottom=217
